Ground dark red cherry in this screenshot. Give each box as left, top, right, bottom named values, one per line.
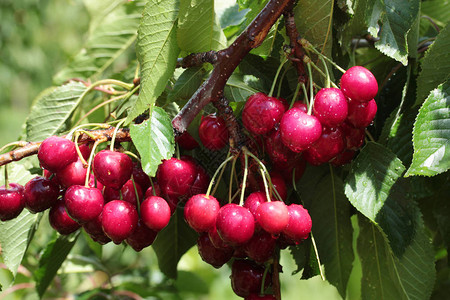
left=256, top=201, right=289, bottom=234
left=49, top=201, right=80, bottom=235
left=258, top=171, right=287, bottom=201
left=82, top=214, right=111, bottom=245
left=216, top=204, right=255, bottom=246
left=231, top=259, right=269, bottom=297
left=93, top=150, right=133, bottom=189
left=292, top=101, right=308, bottom=112
left=103, top=179, right=143, bottom=206
left=283, top=204, right=312, bottom=242
left=242, top=93, right=286, bottom=135
left=64, top=185, right=104, bottom=223
left=244, top=230, right=276, bottom=263
left=145, top=183, right=161, bottom=198
left=132, top=162, right=151, bottom=191
left=0, top=183, right=25, bottom=221
left=56, top=158, right=87, bottom=188
left=331, top=149, right=356, bottom=166
left=197, top=233, right=233, bottom=268
left=140, top=196, right=171, bottom=231
left=24, top=176, right=59, bottom=213
left=303, top=126, right=345, bottom=166
left=176, top=131, right=199, bottom=150
left=265, top=127, right=301, bottom=166
left=38, top=136, right=78, bottom=173
left=340, top=66, right=378, bottom=102
left=208, top=225, right=231, bottom=249
left=245, top=294, right=276, bottom=300
left=126, top=220, right=158, bottom=252
left=244, top=191, right=267, bottom=223
left=313, top=88, right=348, bottom=127
left=157, top=157, right=197, bottom=198
left=198, top=114, right=229, bottom=150
left=102, top=200, right=138, bottom=244
left=274, top=157, right=306, bottom=184
left=346, top=98, right=377, bottom=128
left=341, top=122, right=365, bottom=150
left=184, top=194, right=220, bottom=232
left=186, top=164, right=210, bottom=199
left=279, top=107, right=322, bottom=152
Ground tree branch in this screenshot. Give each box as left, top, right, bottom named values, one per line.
left=176, top=50, right=218, bottom=68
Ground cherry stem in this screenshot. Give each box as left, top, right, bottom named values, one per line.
left=311, top=233, right=326, bottom=281
left=211, top=153, right=229, bottom=196
left=365, top=129, right=376, bottom=142
left=268, top=56, right=288, bottom=97
left=124, top=151, right=140, bottom=162
left=73, top=132, right=88, bottom=166
left=84, top=140, right=101, bottom=187
left=175, top=143, right=180, bottom=160
left=260, top=263, right=271, bottom=295
left=276, top=67, right=290, bottom=98
left=300, top=39, right=346, bottom=74
left=131, top=175, right=140, bottom=215
left=230, top=188, right=241, bottom=203
left=301, top=83, right=310, bottom=108
left=149, top=177, right=157, bottom=197
left=306, top=63, right=315, bottom=115
left=67, top=123, right=110, bottom=140
left=259, top=167, right=272, bottom=202
left=110, top=119, right=126, bottom=151
left=4, top=165, right=9, bottom=189
left=239, top=152, right=249, bottom=207
left=206, top=154, right=235, bottom=197
left=320, top=56, right=331, bottom=89
left=292, top=167, right=298, bottom=191
left=289, top=81, right=302, bottom=109
left=228, top=155, right=238, bottom=204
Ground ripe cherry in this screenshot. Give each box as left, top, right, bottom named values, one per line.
left=82, top=214, right=111, bottom=245
left=103, top=179, right=143, bottom=206
left=283, top=204, right=312, bottom=242
left=184, top=194, right=220, bottom=232
left=102, top=200, right=138, bottom=244
left=244, top=191, right=267, bottom=224
left=303, top=126, right=345, bottom=166
left=0, top=183, right=25, bottom=221
left=176, top=131, right=199, bottom=150
left=93, top=150, right=133, bottom=189
left=346, top=98, right=377, bottom=128
left=186, top=164, right=210, bottom=199
left=231, top=259, right=269, bottom=297
left=340, top=66, right=378, bottom=102
left=56, top=158, right=87, bottom=188
left=145, top=183, right=161, bottom=198
left=140, top=196, right=171, bottom=231
left=197, top=233, right=233, bottom=268
left=313, top=87, right=348, bottom=127
left=292, top=101, right=308, bottom=112
left=216, top=204, right=255, bottom=246
left=208, top=225, right=230, bottom=249
left=341, top=122, right=365, bottom=150
left=331, top=149, right=356, bottom=166
left=198, top=114, right=229, bottom=150
left=279, top=107, right=322, bottom=152
left=126, top=220, right=158, bottom=252
left=132, top=162, right=151, bottom=191
left=49, top=201, right=80, bottom=235
left=265, top=127, right=301, bottom=166
left=24, top=176, right=59, bottom=213
left=257, top=171, right=287, bottom=201
left=256, top=201, right=289, bottom=234
left=242, top=92, right=286, bottom=135
left=38, top=136, right=78, bottom=173
left=244, top=230, right=276, bottom=263
left=157, top=157, right=197, bottom=198
left=64, top=185, right=104, bottom=223
left=273, top=156, right=306, bottom=184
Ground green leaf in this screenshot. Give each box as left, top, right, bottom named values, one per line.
left=152, top=209, right=197, bottom=279
left=177, top=0, right=227, bottom=52
left=224, top=74, right=260, bottom=102
left=127, top=0, right=181, bottom=123
left=308, top=170, right=354, bottom=297
left=421, top=0, right=450, bottom=28
left=406, top=81, right=450, bottom=177
left=25, top=82, right=87, bottom=141
left=34, top=233, right=79, bottom=297
left=358, top=214, right=435, bottom=300
left=338, top=0, right=369, bottom=52
left=367, top=0, right=420, bottom=65
left=130, top=107, right=175, bottom=177
left=54, top=1, right=145, bottom=83
left=168, top=67, right=205, bottom=105
left=416, top=23, right=450, bottom=105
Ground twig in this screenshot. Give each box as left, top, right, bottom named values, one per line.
left=176, top=50, right=218, bottom=68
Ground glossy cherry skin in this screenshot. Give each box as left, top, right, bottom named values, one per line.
left=244, top=191, right=267, bottom=224
left=340, top=66, right=378, bottom=102
left=216, top=204, right=255, bottom=246
left=208, top=225, right=231, bottom=249
left=303, top=126, right=345, bottom=166
left=341, top=122, right=365, bottom=150
left=184, top=194, right=220, bottom=232
left=197, top=232, right=233, bottom=268
left=132, top=162, right=151, bottom=191
left=38, top=136, right=78, bottom=173
left=280, top=107, right=322, bottom=152
left=93, top=150, right=133, bottom=189
left=145, top=183, right=161, bottom=198
left=346, top=98, right=377, bottom=128
left=283, top=204, right=312, bottom=242
left=242, top=92, right=286, bottom=135
left=256, top=201, right=289, bottom=234
left=78, top=144, right=92, bottom=161
left=157, top=157, right=197, bottom=198
left=244, top=230, right=276, bottom=263
left=292, top=101, right=308, bottom=112
left=313, top=88, right=348, bottom=127
left=102, top=200, right=138, bottom=244
left=140, top=196, right=171, bottom=231
left=24, top=176, right=60, bottom=213
left=198, top=114, right=229, bottom=150
left=231, top=259, right=268, bottom=298
left=245, top=294, right=276, bottom=300
left=126, top=220, right=158, bottom=252
left=64, top=185, right=104, bottom=223
left=176, top=131, right=199, bottom=150
left=49, top=201, right=80, bottom=235
left=103, top=179, right=143, bottom=207
left=0, top=183, right=25, bottom=221
left=82, top=214, right=111, bottom=245
left=273, top=156, right=306, bottom=184
left=56, top=158, right=87, bottom=188
left=186, top=164, right=210, bottom=199
left=258, top=171, right=287, bottom=201
left=331, top=149, right=356, bottom=166
left=265, top=127, right=301, bottom=166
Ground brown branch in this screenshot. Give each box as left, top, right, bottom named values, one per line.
left=0, top=127, right=131, bottom=167
left=176, top=50, right=218, bottom=68
left=172, top=0, right=295, bottom=136
left=213, top=96, right=246, bottom=152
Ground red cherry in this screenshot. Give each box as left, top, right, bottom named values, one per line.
left=102, top=200, right=138, bottom=244
left=176, top=131, right=199, bottom=150
left=303, top=126, right=345, bottom=166
left=49, top=201, right=80, bottom=235
left=132, top=162, right=151, bottom=191
left=126, top=220, right=158, bottom=252
left=78, top=144, right=92, bottom=161
left=242, top=93, right=286, bottom=135
left=256, top=201, right=289, bottom=234
left=38, top=136, right=78, bottom=173
left=273, top=157, right=306, bottom=184
left=145, top=183, right=161, bottom=198
left=243, top=191, right=267, bottom=223
left=231, top=259, right=269, bottom=298
left=244, top=230, right=276, bottom=263
left=265, top=127, right=301, bottom=166
left=283, top=204, right=312, bottom=242
left=103, top=179, right=143, bottom=206
left=0, top=183, right=25, bottom=221
left=140, top=196, right=171, bottom=231
left=186, top=164, right=210, bottom=199
left=24, top=176, right=60, bottom=213
left=279, top=107, right=322, bottom=152
left=216, top=204, right=255, bottom=246
left=341, top=122, right=365, bottom=150
left=257, top=171, right=287, bottom=201
left=56, top=158, right=87, bottom=188
left=340, top=66, right=378, bottom=102
left=184, top=194, right=220, bottom=232
left=313, top=88, right=348, bottom=127
left=157, top=157, right=197, bottom=198
left=292, top=101, right=308, bottom=112
left=330, top=149, right=356, bottom=166
left=82, top=214, right=111, bottom=245
left=197, top=233, right=233, bottom=268
left=346, top=98, right=377, bottom=128
left=64, top=185, right=104, bottom=223
left=93, top=150, right=133, bottom=189
left=208, top=225, right=231, bottom=249
left=198, top=114, right=229, bottom=150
